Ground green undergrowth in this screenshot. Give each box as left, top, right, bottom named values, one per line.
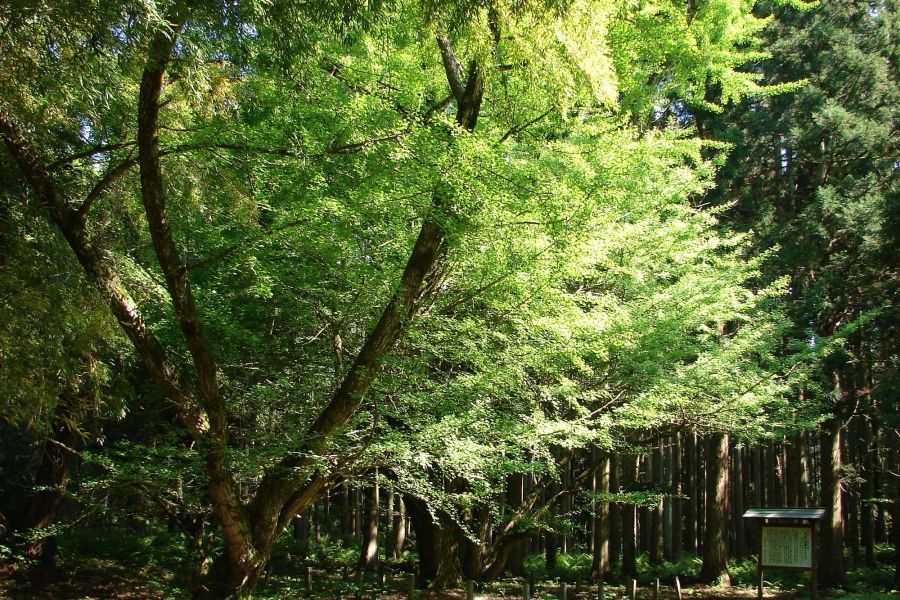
left=8, top=528, right=896, bottom=599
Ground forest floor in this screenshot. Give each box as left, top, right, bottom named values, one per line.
left=2, top=537, right=896, bottom=600
left=0, top=563, right=865, bottom=600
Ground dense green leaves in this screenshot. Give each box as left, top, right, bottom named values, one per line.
left=0, top=0, right=855, bottom=590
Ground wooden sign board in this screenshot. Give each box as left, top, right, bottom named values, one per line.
left=761, top=525, right=813, bottom=569
left=744, top=507, right=825, bottom=600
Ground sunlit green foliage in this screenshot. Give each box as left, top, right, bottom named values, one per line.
left=0, top=0, right=839, bottom=589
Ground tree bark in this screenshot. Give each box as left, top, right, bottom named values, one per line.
left=818, top=417, right=849, bottom=587
left=650, top=443, right=663, bottom=565
left=358, top=471, right=379, bottom=571
left=609, top=454, right=621, bottom=569
left=433, top=523, right=464, bottom=589
left=405, top=496, right=437, bottom=582
left=505, top=474, right=527, bottom=575
left=698, top=434, right=730, bottom=586
left=621, top=449, right=637, bottom=579
left=731, top=442, right=746, bottom=558
left=393, top=495, right=406, bottom=559
left=590, top=454, right=610, bottom=580
left=671, top=434, right=682, bottom=561
left=2, top=24, right=490, bottom=597
left=685, top=434, right=697, bottom=554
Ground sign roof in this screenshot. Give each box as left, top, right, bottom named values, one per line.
left=743, top=507, right=826, bottom=521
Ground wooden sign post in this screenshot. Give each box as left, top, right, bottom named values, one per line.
left=743, top=508, right=825, bottom=600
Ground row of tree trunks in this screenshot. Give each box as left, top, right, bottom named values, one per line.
left=278, top=410, right=894, bottom=589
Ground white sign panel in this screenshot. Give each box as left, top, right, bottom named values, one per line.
left=761, top=525, right=813, bottom=568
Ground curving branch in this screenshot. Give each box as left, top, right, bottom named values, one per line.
left=48, top=140, right=137, bottom=171
left=0, top=107, right=204, bottom=437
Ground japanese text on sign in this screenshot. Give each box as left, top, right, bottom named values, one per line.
left=761, top=525, right=813, bottom=568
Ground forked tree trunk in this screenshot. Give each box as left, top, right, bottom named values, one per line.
left=1, top=15, right=489, bottom=596
left=698, top=434, right=730, bottom=586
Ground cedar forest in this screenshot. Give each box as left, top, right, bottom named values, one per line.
left=0, top=0, right=897, bottom=598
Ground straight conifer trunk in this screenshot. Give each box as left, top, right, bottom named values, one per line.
left=358, top=471, right=379, bottom=571
left=732, top=442, right=745, bottom=558
left=650, top=443, right=663, bottom=564
left=698, top=434, right=730, bottom=586
left=591, top=455, right=610, bottom=579
left=818, top=417, right=849, bottom=587
left=392, top=495, right=406, bottom=559
left=671, top=434, right=682, bottom=561
left=609, top=455, right=621, bottom=568
left=621, top=450, right=637, bottom=578
left=685, top=434, right=697, bottom=554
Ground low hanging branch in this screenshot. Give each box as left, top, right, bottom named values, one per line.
left=77, top=135, right=404, bottom=219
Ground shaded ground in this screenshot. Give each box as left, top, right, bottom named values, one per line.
left=0, top=563, right=812, bottom=600
left=0, top=560, right=170, bottom=599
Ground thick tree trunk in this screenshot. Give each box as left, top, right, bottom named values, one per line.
left=891, top=426, right=900, bottom=588
left=505, top=474, right=527, bottom=575
left=696, top=435, right=705, bottom=554
left=342, top=482, right=353, bottom=546
left=621, top=450, right=637, bottom=579
left=685, top=434, right=697, bottom=554
left=590, top=454, right=610, bottom=580
left=405, top=496, right=437, bottom=582
left=671, top=434, right=682, bottom=561
left=698, top=434, right=730, bottom=586
left=609, top=454, right=621, bottom=568
left=545, top=529, right=558, bottom=571
left=731, top=442, right=746, bottom=558
left=650, top=443, right=663, bottom=565
left=860, top=406, right=875, bottom=568
left=358, top=471, right=379, bottom=571
left=845, top=426, right=860, bottom=568
left=818, top=417, right=849, bottom=587
left=392, top=495, right=406, bottom=559
left=433, top=519, right=464, bottom=588
left=292, top=513, right=309, bottom=560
